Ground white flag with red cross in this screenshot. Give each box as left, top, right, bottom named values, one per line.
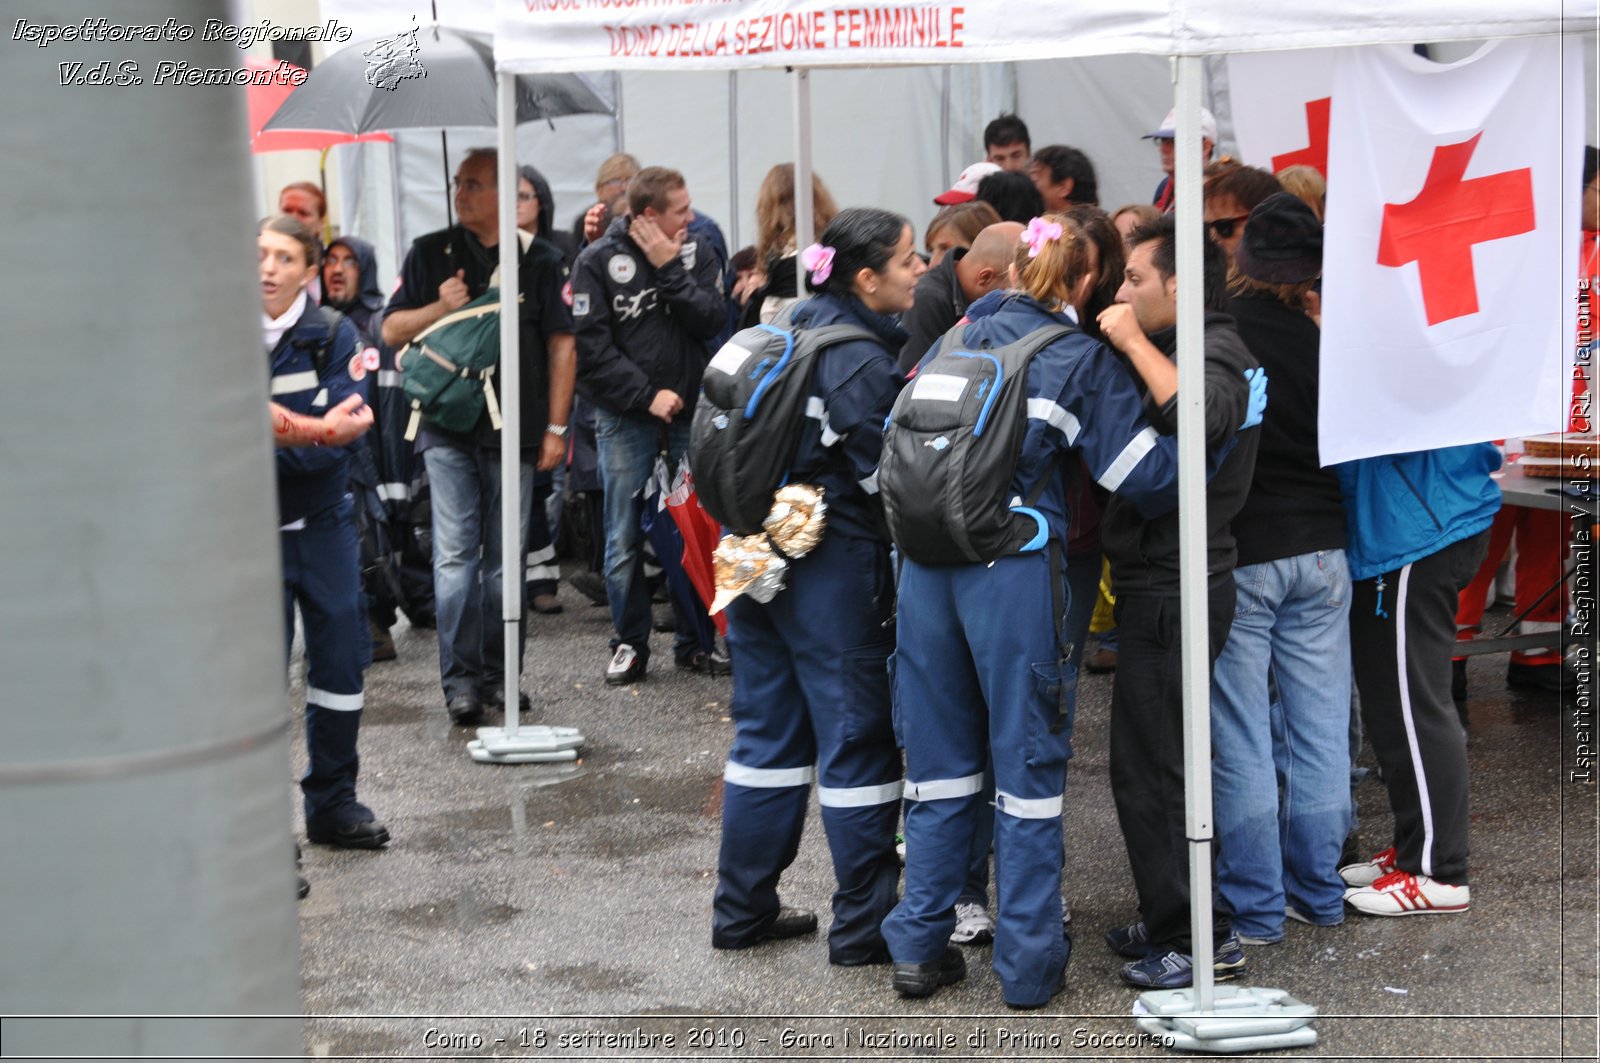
left=1318, top=37, right=1583, bottom=466
left=1227, top=48, right=1337, bottom=178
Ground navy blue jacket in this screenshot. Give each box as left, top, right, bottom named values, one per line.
left=323, top=235, right=385, bottom=344
left=271, top=298, right=367, bottom=524
left=572, top=214, right=726, bottom=418
left=1335, top=445, right=1501, bottom=580
left=786, top=294, right=908, bottom=541
left=951, top=292, right=1191, bottom=546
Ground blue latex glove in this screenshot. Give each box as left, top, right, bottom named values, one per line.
left=1240, top=366, right=1268, bottom=430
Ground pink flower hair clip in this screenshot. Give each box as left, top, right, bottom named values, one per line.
left=1022, top=217, right=1064, bottom=258
left=800, top=242, right=836, bottom=284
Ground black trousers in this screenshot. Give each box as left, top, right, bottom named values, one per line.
left=1108, top=581, right=1235, bottom=951
left=1349, top=531, right=1488, bottom=887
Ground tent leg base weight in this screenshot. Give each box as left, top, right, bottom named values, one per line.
left=1136, top=985, right=1317, bottom=1053
left=467, top=725, right=586, bottom=764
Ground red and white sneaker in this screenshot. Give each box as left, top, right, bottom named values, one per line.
left=1338, top=845, right=1398, bottom=888
left=1344, top=870, right=1470, bottom=916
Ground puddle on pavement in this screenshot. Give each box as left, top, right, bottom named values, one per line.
left=404, top=769, right=722, bottom=856
left=389, top=894, right=522, bottom=930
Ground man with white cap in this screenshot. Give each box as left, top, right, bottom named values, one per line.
left=933, top=162, right=1002, bottom=207
left=1146, top=107, right=1218, bottom=213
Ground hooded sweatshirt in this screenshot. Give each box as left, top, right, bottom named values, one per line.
left=322, top=234, right=385, bottom=344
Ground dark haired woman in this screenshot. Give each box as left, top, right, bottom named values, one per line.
left=261, top=214, right=389, bottom=851
left=881, top=213, right=1199, bottom=1008
left=713, top=208, right=924, bottom=966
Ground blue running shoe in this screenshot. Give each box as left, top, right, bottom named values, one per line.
left=1104, top=920, right=1154, bottom=958
left=1118, top=935, right=1247, bottom=989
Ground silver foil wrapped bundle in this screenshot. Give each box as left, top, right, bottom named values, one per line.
left=710, top=485, right=827, bottom=613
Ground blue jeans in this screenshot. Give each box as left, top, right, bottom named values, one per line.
left=422, top=444, right=534, bottom=700
left=1211, top=549, right=1353, bottom=940
left=593, top=408, right=694, bottom=663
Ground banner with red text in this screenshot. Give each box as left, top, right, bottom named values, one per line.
left=1318, top=37, right=1583, bottom=466
left=492, top=0, right=1167, bottom=71
left=492, top=0, right=1585, bottom=73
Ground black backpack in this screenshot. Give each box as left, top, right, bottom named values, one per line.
left=690, top=322, right=876, bottom=535
left=878, top=321, right=1074, bottom=565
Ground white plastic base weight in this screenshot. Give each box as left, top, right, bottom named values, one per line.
left=1135, top=985, right=1317, bottom=1053
left=467, top=725, right=586, bottom=764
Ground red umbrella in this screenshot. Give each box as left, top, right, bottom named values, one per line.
left=246, top=58, right=393, bottom=153
left=664, top=463, right=728, bottom=637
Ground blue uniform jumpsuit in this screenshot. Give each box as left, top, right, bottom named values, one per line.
left=880, top=293, right=1192, bottom=1007
left=271, top=298, right=376, bottom=831
left=712, top=292, right=906, bottom=966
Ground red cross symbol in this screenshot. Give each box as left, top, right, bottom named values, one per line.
left=1271, top=97, right=1330, bottom=176
left=1376, top=133, right=1536, bottom=326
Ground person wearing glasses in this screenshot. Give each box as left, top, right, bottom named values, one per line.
left=1201, top=165, right=1285, bottom=269
left=1145, top=107, right=1217, bottom=214
left=382, top=148, right=577, bottom=728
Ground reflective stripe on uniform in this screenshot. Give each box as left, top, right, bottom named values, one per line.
left=375, top=482, right=409, bottom=503
left=994, top=789, right=1063, bottom=819
left=307, top=687, right=364, bottom=711
left=723, top=761, right=815, bottom=788
left=858, top=470, right=880, bottom=495
left=805, top=396, right=841, bottom=446
left=270, top=370, right=320, bottom=396
left=903, top=772, right=984, bottom=802
left=1027, top=397, right=1082, bottom=444
left=376, top=370, right=402, bottom=389
left=1098, top=426, right=1159, bottom=492
left=817, top=779, right=902, bottom=808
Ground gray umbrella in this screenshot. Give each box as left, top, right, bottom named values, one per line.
left=261, top=22, right=613, bottom=134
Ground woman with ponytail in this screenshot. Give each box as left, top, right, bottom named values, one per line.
left=881, top=210, right=1203, bottom=1008
left=713, top=208, right=925, bottom=967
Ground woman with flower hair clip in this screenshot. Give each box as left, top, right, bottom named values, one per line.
left=881, top=209, right=1213, bottom=1008
left=713, top=208, right=925, bottom=967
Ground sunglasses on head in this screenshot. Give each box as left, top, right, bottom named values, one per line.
left=1206, top=214, right=1250, bottom=239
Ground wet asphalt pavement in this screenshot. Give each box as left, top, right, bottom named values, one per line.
left=292, top=576, right=1596, bottom=1060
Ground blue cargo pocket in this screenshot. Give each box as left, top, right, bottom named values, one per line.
left=1027, top=659, right=1077, bottom=767
left=841, top=648, right=894, bottom=748
left=885, top=651, right=904, bottom=749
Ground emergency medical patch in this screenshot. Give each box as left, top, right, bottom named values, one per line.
left=561, top=280, right=574, bottom=307
left=679, top=240, right=697, bottom=272
left=608, top=254, right=637, bottom=284
left=362, top=347, right=381, bottom=371
left=573, top=292, right=591, bottom=316
left=348, top=353, right=367, bottom=381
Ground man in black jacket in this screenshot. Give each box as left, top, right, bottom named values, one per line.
left=897, top=221, right=1020, bottom=371
left=572, top=166, right=726, bottom=684
left=382, top=148, right=576, bottom=726
left=1094, top=214, right=1261, bottom=990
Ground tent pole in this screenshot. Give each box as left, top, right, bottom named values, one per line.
left=496, top=70, right=523, bottom=740
left=728, top=71, right=741, bottom=251
left=940, top=65, right=953, bottom=190
left=1173, top=50, right=1215, bottom=1013
left=792, top=67, right=813, bottom=296
left=462, top=73, right=586, bottom=767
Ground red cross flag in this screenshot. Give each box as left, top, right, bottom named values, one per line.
left=1227, top=48, right=1337, bottom=178
left=1318, top=37, right=1583, bottom=465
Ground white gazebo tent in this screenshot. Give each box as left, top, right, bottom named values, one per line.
left=488, top=0, right=1592, bottom=1048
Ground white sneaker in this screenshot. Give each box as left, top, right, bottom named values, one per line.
left=1345, top=870, right=1470, bottom=916
left=1338, top=845, right=1398, bottom=888
left=605, top=643, right=644, bottom=685
left=950, top=901, right=994, bottom=946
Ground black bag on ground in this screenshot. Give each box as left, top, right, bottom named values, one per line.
left=879, top=322, right=1074, bottom=565
left=690, top=322, right=875, bottom=535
